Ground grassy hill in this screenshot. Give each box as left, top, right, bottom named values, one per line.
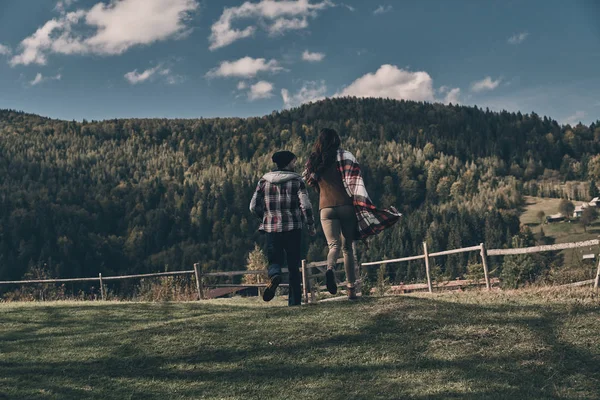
left=519, top=196, right=600, bottom=284
left=520, top=196, right=600, bottom=270
left=1, top=288, right=599, bottom=399
left=521, top=196, right=600, bottom=242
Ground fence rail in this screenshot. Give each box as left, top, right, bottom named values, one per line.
left=2, top=239, right=599, bottom=302
left=0, top=270, right=196, bottom=285
left=486, top=239, right=600, bottom=256
left=429, top=245, right=482, bottom=258
left=560, top=279, right=596, bottom=287
left=0, top=277, right=102, bottom=285
left=102, top=270, right=194, bottom=280
left=361, top=254, right=425, bottom=266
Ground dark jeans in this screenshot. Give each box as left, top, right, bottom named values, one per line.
left=266, top=229, right=302, bottom=306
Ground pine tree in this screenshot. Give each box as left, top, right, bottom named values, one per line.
left=589, top=180, right=599, bottom=199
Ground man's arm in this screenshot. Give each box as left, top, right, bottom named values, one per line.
left=298, top=180, right=315, bottom=234
left=302, top=167, right=319, bottom=189
left=249, top=180, right=265, bottom=219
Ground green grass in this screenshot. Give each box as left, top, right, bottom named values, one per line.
left=521, top=196, right=566, bottom=227
left=1, top=288, right=600, bottom=399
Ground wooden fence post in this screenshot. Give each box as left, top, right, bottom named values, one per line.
left=99, top=273, right=105, bottom=300
left=308, top=263, right=316, bottom=304
left=352, top=242, right=361, bottom=294
left=301, top=259, right=310, bottom=304
left=479, top=243, right=491, bottom=291
left=423, top=242, right=433, bottom=293
left=594, top=256, right=600, bottom=290
left=193, top=263, right=204, bottom=300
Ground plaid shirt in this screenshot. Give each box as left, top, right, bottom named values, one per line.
left=305, top=150, right=401, bottom=240
left=249, top=170, right=315, bottom=233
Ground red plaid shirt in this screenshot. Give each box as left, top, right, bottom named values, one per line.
left=249, top=171, right=315, bottom=233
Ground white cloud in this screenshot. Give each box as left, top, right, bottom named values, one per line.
left=341, top=3, right=355, bottom=11
left=248, top=80, right=274, bottom=100
left=508, top=32, right=528, bottom=45
left=268, top=17, right=309, bottom=35
left=10, top=13, right=82, bottom=66
left=84, top=0, right=198, bottom=54
left=0, top=44, right=11, bottom=55
left=564, top=111, right=585, bottom=125
left=11, top=0, right=198, bottom=66
left=30, top=73, right=44, bottom=86
left=336, top=65, right=435, bottom=102
left=470, top=76, right=501, bottom=93
left=237, top=81, right=248, bottom=90
left=206, top=56, right=283, bottom=78
left=333, top=64, right=460, bottom=105
left=282, top=80, right=327, bottom=108
left=124, top=64, right=176, bottom=84
left=373, top=5, right=392, bottom=15
left=29, top=72, right=62, bottom=86
left=125, top=65, right=162, bottom=84
left=209, top=0, right=334, bottom=50
left=302, top=50, right=325, bottom=62
left=443, top=88, right=461, bottom=104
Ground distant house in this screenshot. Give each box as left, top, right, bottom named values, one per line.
left=546, top=213, right=565, bottom=223
left=573, top=203, right=589, bottom=218
left=590, top=197, right=600, bottom=207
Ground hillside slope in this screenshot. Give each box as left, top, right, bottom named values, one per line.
left=0, top=99, right=598, bottom=287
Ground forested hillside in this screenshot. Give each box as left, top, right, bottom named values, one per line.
left=1, top=98, right=599, bottom=286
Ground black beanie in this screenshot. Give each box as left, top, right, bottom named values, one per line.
left=272, top=150, right=296, bottom=169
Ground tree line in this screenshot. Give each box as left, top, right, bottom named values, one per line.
left=1, top=98, right=598, bottom=293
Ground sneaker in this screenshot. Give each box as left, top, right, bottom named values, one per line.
left=325, top=269, right=337, bottom=295
left=262, top=275, right=281, bottom=302
left=347, top=285, right=357, bottom=300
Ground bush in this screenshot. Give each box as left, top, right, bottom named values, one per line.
left=500, top=254, right=540, bottom=289
left=2, top=263, right=71, bottom=301
left=465, top=262, right=485, bottom=281
left=547, top=253, right=595, bottom=285
left=244, top=244, right=268, bottom=285
left=134, top=276, right=197, bottom=302
left=244, top=244, right=268, bottom=297
left=360, top=272, right=373, bottom=296
left=500, top=234, right=546, bottom=289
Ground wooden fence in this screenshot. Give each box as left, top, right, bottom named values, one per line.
left=1, top=239, right=599, bottom=303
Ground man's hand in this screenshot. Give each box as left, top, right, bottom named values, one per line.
left=308, top=225, right=316, bottom=237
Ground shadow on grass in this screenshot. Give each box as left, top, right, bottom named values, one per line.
left=1, top=296, right=599, bottom=399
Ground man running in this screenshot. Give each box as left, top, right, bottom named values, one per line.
left=249, top=150, right=316, bottom=306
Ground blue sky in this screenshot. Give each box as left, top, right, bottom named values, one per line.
left=0, top=0, right=599, bottom=125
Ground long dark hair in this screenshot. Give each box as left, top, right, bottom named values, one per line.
left=305, top=128, right=341, bottom=184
